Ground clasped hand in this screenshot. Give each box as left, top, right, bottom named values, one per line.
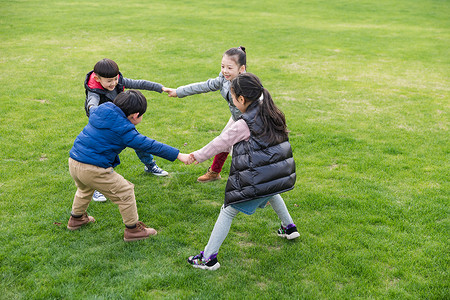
left=177, top=153, right=197, bottom=165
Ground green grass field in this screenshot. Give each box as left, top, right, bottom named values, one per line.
left=0, top=0, right=448, bottom=299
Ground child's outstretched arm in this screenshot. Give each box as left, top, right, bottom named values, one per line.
left=122, top=77, right=164, bottom=93
left=167, top=75, right=223, bottom=98
left=191, top=119, right=250, bottom=164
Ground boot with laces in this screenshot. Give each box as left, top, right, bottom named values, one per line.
left=67, top=212, right=95, bottom=230
left=124, top=221, right=157, bottom=242
left=197, top=167, right=221, bottom=182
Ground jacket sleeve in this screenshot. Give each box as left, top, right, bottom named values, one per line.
left=123, top=128, right=180, bottom=161
left=122, top=77, right=163, bottom=93
left=175, top=74, right=223, bottom=98
left=192, top=119, right=250, bottom=163
left=86, top=92, right=100, bottom=110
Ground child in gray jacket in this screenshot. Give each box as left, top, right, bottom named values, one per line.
left=163, top=47, right=247, bottom=183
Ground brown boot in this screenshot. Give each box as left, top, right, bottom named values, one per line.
left=197, top=167, right=221, bottom=182
left=124, top=221, right=157, bottom=242
left=67, top=213, right=95, bottom=230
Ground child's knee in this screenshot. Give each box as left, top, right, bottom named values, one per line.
left=221, top=205, right=239, bottom=218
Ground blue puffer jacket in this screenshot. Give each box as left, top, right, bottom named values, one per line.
left=70, top=102, right=179, bottom=168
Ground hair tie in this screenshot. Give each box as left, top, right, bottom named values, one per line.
left=258, top=86, right=265, bottom=102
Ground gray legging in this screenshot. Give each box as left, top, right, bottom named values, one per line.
left=203, top=194, right=294, bottom=259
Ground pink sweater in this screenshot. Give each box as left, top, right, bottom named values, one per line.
left=193, top=119, right=250, bottom=163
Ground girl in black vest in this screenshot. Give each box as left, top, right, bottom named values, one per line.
left=187, top=73, right=299, bottom=270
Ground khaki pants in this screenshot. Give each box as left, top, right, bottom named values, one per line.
left=68, top=158, right=139, bottom=226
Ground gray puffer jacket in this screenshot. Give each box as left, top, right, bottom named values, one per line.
left=175, top=72, right=242, bottom=121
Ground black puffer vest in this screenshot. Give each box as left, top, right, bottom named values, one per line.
left=224, top=101, right=296, bottom=206
left=84, top=71, right=125, bottom=115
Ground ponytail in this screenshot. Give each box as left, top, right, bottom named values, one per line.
left=258, top=88, right=289, bottom=145
left=231, top=73, right=288, bottom=145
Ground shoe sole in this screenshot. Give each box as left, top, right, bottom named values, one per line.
left=67, top=225, right=82, bottom=231
left=197, top=177, right=221, bottom=183
left=191, top=262, right=220, bottom=271
left=278, top=232, right=300, bottom=240
left=151, top=172, right=169, bottom=177
left=67, top=223, right=94, bottom=230
left=124, top=236, right=149, bottom=242
left=124, top=231, right=157, bottom=242
left=92, top=198, right=107, bottom=202
left=146, top=170, right=169, bottom=177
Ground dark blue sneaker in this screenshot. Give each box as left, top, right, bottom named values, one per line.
left=187, top=251, right=220, bottom=271
left=92, top=190, right=107, bottom=202
left=144, top=164, right=168, bottom=176
left=277, top=223, right=300, bottom=240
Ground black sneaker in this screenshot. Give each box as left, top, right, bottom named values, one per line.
left=277, top=223, right=300, bottom=240
left=187, top=251, right=220, bottom=271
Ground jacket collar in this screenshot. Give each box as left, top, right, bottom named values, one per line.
left=87, top=71, right=121, bottom=90
left=87, top=72, right=105, bottom=90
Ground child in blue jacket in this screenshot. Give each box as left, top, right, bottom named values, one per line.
left=68, top=90, right=191, bottom=241
left=85, top=58, right=168, bottom=202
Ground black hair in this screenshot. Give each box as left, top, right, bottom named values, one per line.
left=93, top=58, right=120, bottom=78
left=224, top=46, right=247, bottom=68
left=231, top=73, right=288, bottom=145
left=113, top=90, right=147, bottom=117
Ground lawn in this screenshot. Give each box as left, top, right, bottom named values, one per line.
left=0, top=0, right=448, bottom=299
